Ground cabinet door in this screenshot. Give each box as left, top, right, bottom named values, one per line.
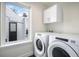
left=43, top=4, right=59, bottom=23
left=44, top=8, right=52, bottom=23
left=49, top=4, right=57, bottom=22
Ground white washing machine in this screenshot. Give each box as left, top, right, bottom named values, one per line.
left=34, top=32, right=51, bottom=57
left=48, top=33, right=79, bottom=57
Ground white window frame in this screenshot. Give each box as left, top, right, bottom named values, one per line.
left=0, top=2, right=32, bottom=47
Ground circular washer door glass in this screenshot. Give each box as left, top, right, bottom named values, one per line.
left=52, top=47, right=70, bottom=57
left=36, top=39, right=43, bottom=51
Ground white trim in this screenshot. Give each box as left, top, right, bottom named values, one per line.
left=29, top=8, right=32, bottom=41
left=1, top=2, right=2, bottom=45
left=0, top=40, right=32, bottom=48
left=0, top=2, right=32, bottom=46
left=0, top=3, right=1, bottom=46
left=1, top=2, right=6, bottom=46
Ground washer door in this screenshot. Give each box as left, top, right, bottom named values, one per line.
left=48, top=41, right=79, bottom=57
left=34, top=37, right=45, bottom=56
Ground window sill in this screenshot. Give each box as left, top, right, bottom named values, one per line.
left=0, top=39, right=32, bottom=48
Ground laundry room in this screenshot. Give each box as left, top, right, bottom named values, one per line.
left=0, top=2, right=79, bottom=57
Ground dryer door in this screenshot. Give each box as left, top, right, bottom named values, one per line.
left=48, top=41, right=79, bottom=57
left=34, top=37, right=45, bottom=56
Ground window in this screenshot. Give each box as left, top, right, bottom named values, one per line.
left=1, top=2, right=31, bottom=45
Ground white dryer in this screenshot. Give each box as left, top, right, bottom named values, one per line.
left=48, top=33, right=79, bottom=57
left=34, top=32, right=51, bottom=57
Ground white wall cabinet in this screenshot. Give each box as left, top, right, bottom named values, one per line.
left=43, top=4, right=63, bottom=23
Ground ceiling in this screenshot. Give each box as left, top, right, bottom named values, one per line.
left=40, top=2, right=56, bottom=7
left=24, top=2, right=79, bottom=9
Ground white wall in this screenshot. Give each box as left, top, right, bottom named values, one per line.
left=47, top=3, right=79, bottom=34
left=63, top=3, right=79, bottom=34
left=28, top=3, right=46, bottom=32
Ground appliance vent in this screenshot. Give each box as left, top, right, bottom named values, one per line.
left=71, top=40, right=76, bottom=44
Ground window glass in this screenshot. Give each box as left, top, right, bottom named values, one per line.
left=6, top=2, right=29, bottom=17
